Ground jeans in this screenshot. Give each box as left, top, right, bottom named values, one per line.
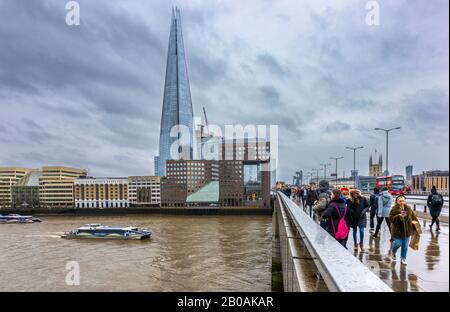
left=301, top=198, right=306, bottom=208
left=306, top=205, right=313, bottom=218
left=352, top=226, right=365, bottom=245
left=392, top=237, right=411, bottom=260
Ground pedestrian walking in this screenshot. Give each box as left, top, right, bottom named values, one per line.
left=373, top=187, right=393, bottom=241
left=306, top=184, right=319, bottom=218
left=314, top=180, right=332, bottom=226
left=427, top=186, right=444, bottom=232
left=389, top=195, right=419, bottom=266
left=369, top=187, right=380, bottom=233
left=301, top=185, right=308, bottom=208
left=347, top=189, right=370, bottom=252
left=323, top=189, right=352, bottom=247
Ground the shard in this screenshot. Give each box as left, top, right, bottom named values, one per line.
left=155, top=8, right=196, bottom=176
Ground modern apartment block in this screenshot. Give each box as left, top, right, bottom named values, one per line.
left=39, top=166, right=87, bottom=208
left=219, top=138, right=271, bottom=164
left=161, top=160, right=219, bottom=207
left=11, top=170, right=43, bottom=209
left=74, top=177, right=129, bottom=208
left=160, top=159, right=271, bottom=208
left=0, top=167, right=33, bottom=209
left=128, top=176, right=161, bottom=207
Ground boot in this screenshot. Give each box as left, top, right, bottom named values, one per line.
left=359, top=243, right=365, bottom=252
left=354, top=243, right=359, bottom=251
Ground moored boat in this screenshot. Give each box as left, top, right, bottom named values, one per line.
left=0, top=214, right=42, bottom=224
left=61, top=224, right=152, bottom=240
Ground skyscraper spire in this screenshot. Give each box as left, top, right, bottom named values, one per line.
left=155, top=8, right=196, bottom=176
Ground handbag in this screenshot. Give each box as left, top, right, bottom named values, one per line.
left=409, top=233, right=420, bottom=251
left=412, top=220, right=422, bottom=234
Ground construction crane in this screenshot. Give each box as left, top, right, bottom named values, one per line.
left=202, top=107, right=211, bottom=137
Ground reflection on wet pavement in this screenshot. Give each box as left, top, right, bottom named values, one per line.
left=358, top=219, right=448, bottom=292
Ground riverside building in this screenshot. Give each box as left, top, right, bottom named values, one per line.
left=0, top=167, right=33, bottom=209
left=11, top=170, right=43, bottom=209
left=39, top=166, right=87, bottom=209
left=74, top=177, right=129, bottom=208
left=128, top=176, right=161, bottom=207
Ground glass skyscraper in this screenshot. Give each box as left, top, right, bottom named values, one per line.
left=155, top=8, right=196, bottom=176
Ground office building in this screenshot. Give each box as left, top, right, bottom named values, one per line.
left=39, top=166, right=87, bottom=208
left=412, top=170, right=449, bottom=194
left=74, top=177, right=129, bottom=208
left=0, top=167, right=33, bottom=209
left=11, top=171, right=43, bottom=209
left=128, top=176, right=161, bottom=206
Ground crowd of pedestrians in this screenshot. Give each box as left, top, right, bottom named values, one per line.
left=282, top=182, right=444, bottom=266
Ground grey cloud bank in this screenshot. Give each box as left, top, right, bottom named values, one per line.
left=0, top=0, right=448, bottom=181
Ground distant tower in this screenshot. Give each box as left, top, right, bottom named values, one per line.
left=369, top=150, right=383, bottom=177
left=405, top=165, right=413, bottom=184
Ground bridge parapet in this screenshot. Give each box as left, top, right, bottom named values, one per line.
left=274, top=191, right=393, bottom=292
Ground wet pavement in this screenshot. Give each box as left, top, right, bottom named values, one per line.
left=294, top=198, right=449, bottom=292
left=361, top=219, right=448, bottom=292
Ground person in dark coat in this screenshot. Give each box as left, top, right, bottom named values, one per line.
left=427, top=186, right=444, bottom=232
left=322, top=189, right=353, bottom=248
left=300, top=186, right=308, bottom=208
left=306, top=185, right=318, bottom=218
left=313, top=180, right=332, bottom=226
left=347, top=189, right=370, bottom=252
left=369, top=187, right=380, bottom=233
left=389, top=195, right=418, bottom=266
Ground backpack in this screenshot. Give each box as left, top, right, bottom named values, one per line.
left=431, top=194, right=443, bottom=206
left=330, top=203, right=349, bottom=240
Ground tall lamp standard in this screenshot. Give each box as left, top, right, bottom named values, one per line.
left=330, top=156, right=344, bottom=188
left=307, top=172, right=314, bottom=184
left=311, top=168, right=323, bottom=184
left=374, top=127, right=401, bottom=176
left=345, top=146, right=364, bottom=185
left=320, top=163, right=332, bottom=180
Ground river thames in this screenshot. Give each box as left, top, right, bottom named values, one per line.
left=0, top=215, right=272, bottom=291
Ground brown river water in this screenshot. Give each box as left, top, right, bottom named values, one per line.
left=0, top=215, right=272, bottom=292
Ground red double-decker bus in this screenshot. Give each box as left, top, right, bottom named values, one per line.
left=376, top=175, right=406, bottom=196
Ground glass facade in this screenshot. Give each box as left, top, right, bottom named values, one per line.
left=156, top=8, right=196, bottom=176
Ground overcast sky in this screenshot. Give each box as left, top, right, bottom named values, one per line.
left=0, top=0, right=448, bottom=182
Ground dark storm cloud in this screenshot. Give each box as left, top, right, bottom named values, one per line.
left=325, top=121, right=352, bottom=133
left=396, top=89, right=449, bottom=143
left=259, top=85, right=281, bottom=104
left=257, top=53, right=287, bottom=77
left=189, top=54, right=228, bottom=88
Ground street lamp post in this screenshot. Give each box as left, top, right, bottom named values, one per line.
left=374, top=127, right=401, bottom=176
left=311, top=168, right=323, bottom=184
left=345, top=146, right=364, bottom=185
left=320, top=163, right=332, bottom=180
left=330, top=157, right=344, bottom=188
left=307, top=172, right=314, bottom=184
